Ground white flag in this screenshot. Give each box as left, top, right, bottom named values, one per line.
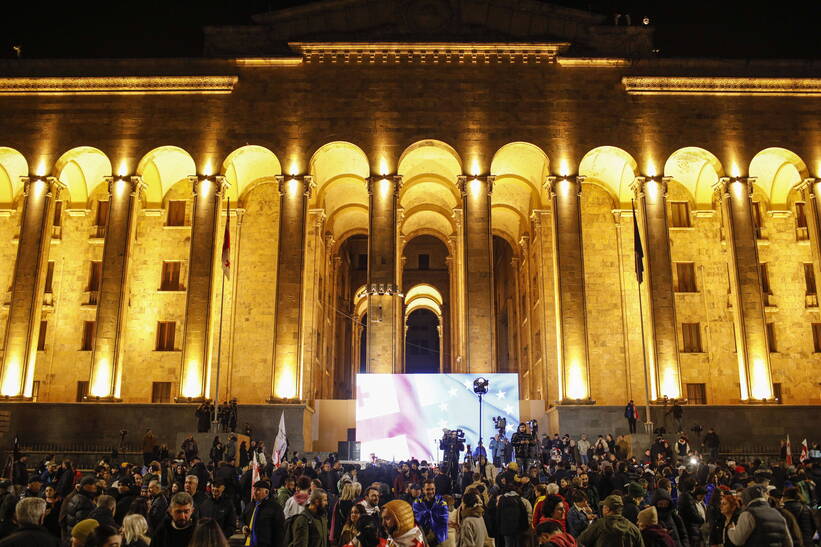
left=273, top=411, right=288, bottom=466
left=250, top=451, right=260, bottom=497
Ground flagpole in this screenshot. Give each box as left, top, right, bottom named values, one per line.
left=633, top=200, right=653, bottom=434
left=213, top=198, right=229, bottom=432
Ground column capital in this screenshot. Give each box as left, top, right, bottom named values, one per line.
left=714, top=175, right=755, bottom=197
left=544, top=175, right=584, bottom=197
left=366, top=175, right=402, bottom=196
left=104, top=175, right=145, bottom=198
left=611, top=208, right=634, bottom=225
left=797, top=177, right=818, bottom=193
left=275, top=174, right=315, bottom=198
left=631, top=175, right=671, bottom=198
left=189, top=174, right=228, bottom=198
left=22, top=176, right=62, bottom=197
left=456, top=175, right=494, bottom=196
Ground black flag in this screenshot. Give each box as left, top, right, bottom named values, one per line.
left=632, top=201, right=644, bottom=284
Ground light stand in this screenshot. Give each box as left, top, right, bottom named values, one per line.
left=473, top=377, right=489, bottom=450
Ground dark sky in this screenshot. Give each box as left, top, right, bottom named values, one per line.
left=1, top=0, right=819, bottom=60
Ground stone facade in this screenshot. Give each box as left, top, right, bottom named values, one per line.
left=0, top=0, right=819, bottom=417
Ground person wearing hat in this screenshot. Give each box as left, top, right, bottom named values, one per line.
left=242, top=480, right=285, bottom=547
left=636, top=507, right=674, bottom=547
left=622, top=482, right=646, bottom=525
left=726, top=485, right=793, bottom=546
left=576, top=495, right=643, bottom=546
left=381, top=500, right=425, bottom=547
left=70, top=519, right=99, bottom=547
left=63, top=477, right=98, bottom=541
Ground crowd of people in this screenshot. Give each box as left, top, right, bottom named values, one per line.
left=0, top=421, right=817, bottom=547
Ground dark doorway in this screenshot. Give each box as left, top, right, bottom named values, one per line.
left=405, top=309, right=440, bottom=373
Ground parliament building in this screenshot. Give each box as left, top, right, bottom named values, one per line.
left=0, top=0, right=820, bottom=447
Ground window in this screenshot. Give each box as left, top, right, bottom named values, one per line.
left=795, top=202, right=809, bottom=240
left=76, top=381, right=89, bottom=402
left=151, top=382, right=172, bottom=403
left=160, top=261, right=183, bottom=291
left=675, top=263, right=697, bottom=292
left=760, top=263, right=772, bottom=295
left=94, top=200, right=109, bottom=238
left=44, top=262, right=54, bottom=294
left=766, top=322, right=777, bottom=353
left=166, top=200, right=186, bottom=226
left=37, top=321, right=47, bottom=351
left=670, top=201, right=691, bottom=228
left=686, top=383, right=707, bottom=404
left=751, top=201, right=763, bottom=239
left=773, top=382, right=783, bottom=404
left=418, top=254, right=430, bottom=270
left=805, top=264, right=817, bottom=295
left=681, top=323, right=702, bottom=353
left=81, top=321, right=95, bottom=351
left=357, top=254, right=367, bottom=270
left=53, top=201, right=63, bottom=227
left=88, top=261, right=102, bottom=292
left=156, top=321, right=176, bottom=351
left=813, top=323, right=821, bottom=353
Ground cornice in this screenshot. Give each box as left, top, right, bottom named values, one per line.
left=622, top=76, right=821, bottom=96
left=289, top=42, right=570, bottom=64
left=0, top=76, right=238, bottom=96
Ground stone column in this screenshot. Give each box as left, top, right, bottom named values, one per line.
left=0, top=176, right=60, bottom=398
left=270, top=176, right=312, bottom=401
left=458, top=175, right=496, bottom=373
left=633, top=176, right=682, bottom=400
left=801, top=178, right=821, bottom=297
left=88, top=176, right=143, bottom=400
left=366, top=176, right=401, bottom=373
left=545, top=176, right=591, bottom=402
left=716, top=176, right=774, bottom=401
left=178, top=175, right=226, bottom=401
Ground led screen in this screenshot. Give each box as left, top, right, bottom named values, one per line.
left=356, top=373, right=520, bottom=462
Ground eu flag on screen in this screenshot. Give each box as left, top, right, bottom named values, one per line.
left=632, top=201, right=644, bottom=284
left=356, top=373, right=520, bottom=462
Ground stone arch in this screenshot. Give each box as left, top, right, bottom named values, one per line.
left=397, top=139, right=462, bottom=184
left=579, top=146, right=638, bottom=207
left=222, top=145, right=282, bottom=204
left=663, top=147, right=724, bottom=209
left=310, top=142, right=370, bottom=241
left=490, top=141, right=549, bottom=199
left=53, top=147, right=113, bottom=208
left=0, top=147, right=28, bottom=206
left=749, top=147, right=809, bottom=210
left=136, top=146, right=196, bottom=206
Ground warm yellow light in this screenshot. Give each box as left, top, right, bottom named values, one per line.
left=378, top=158, right=390, bottom=177
left=201, top=161, right=213, bottom=177
left=35, top=162, right=48, bottom=177
left=182, top=363, right=202, bottom=398
left=90, top=360, right=111, bottom=398
left=114, top=177, right=128, bottom=196
left=659, top=368, right=680, bottom=399
left=470, top=159, right=481, bottom=177
left=750, top=359, right=772, bottom=400
left=275, top=365, right=297, bottom=399
left=730, top=163, right=741, bottom=178
left=1, top=358, right=21, bottom=397
left=558, top=177, right=572, bottom=196
left=287, top=178, right=299, bottom=196
left=565, top=361, right=588, bottom=400
left=288, top=161, right=300, bottom=177
left=558, top=159, right=570, bottom=177
left=646, top=179, right=659, bottom=201
left=469, top=178, right=482, bottom=196
left=117, top=162, right=129, bottom=177
left=645, top=162, right=657, bottom=177
left=379, top=178, right=391, bottom=196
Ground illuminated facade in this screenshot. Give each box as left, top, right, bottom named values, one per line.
left=0, top=0, right=820, bottom=411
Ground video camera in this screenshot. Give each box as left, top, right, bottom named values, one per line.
left=526, top=419, right=538, bottom=437
left=492, top=416, right=507, bottom=436
left=440, top=429, right=466, bottom=456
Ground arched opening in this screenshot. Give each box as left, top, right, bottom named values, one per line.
left=331, top=234, right=368, bottom=398
left=405, top=309, right=440, bottom=373
left=493, top=235, right=519, bottom=374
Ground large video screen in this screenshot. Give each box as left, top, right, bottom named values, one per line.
left=356, top=373, right=520, bottom=462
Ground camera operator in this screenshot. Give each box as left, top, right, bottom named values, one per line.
left=439, top=429, right=465, bottom=487
left=511, top=423, right=534, bottom=474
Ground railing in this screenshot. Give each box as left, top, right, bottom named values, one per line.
left=796, top=226, right=809, bottom=241
left=93, top=225, right=106, bottom=239
left=806, top=293, right=818, bottom=308
left=4, top=443, right=143, bottom=471
left=85, top=290, right=99, bottom=306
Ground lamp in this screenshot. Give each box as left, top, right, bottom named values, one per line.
left=473, top=377, right=489, bottom=447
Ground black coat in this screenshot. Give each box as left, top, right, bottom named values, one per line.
left=0, top=525, right=59, bottom=547
left=152, top=516, right=197, bottom=547
left=62, top=490, right=95, bottom=537
left=783, top=499, right=816, bottom=547
left=242, top=497, right=285, bottom=547
left=676, top=492, right=704, bottom=542
left=200, top=495, right=237, bottom=537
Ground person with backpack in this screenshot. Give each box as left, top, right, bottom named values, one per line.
left=242, top=480, right=285, bottom=547
left=782, top=486, right=816, bottom=547
left=289, top=489, right=329, bottom=547
left=494, top=484, right=530, bottom=547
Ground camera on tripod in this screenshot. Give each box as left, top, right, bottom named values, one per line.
left=492, top=416, right=506, bottom=435
left=439, top=429, right=465, bottom=456
left=526, top=419, right=538, bottom=437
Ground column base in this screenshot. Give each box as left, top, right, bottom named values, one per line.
left=555, top=398, right=596, bottom=405
left=82, top=396, right=123, bottom=403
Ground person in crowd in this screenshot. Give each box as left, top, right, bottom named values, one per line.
left=199, top=480, right=236, bottom=538
left=782, top=486, right=816, bottom=547
left=535, top=520, right=575, bottom=547
left=636, top=507, right=674, bottom=547
left=70, top=519, right=100, bottom=547
left=183, top=476, right=207, bottom=514
left=142, top=430, right=158, bottom=467
left=412, top=481, right=448, bottom=547
left=494, top=482, right=530, bottom=547
left=624, top=400, right=639, bottom=434
left=88, top=496, right=118, bottom=530
left=651, top=487, right=688, bottom=546
left=189, top=519, right=228, bottom=547
left=359, top=487, right=380, bottom=518
left=381, top=500, right=425, bottom=547
left=242, top=481, right=284, bottom=547
left=290, top=489, right=329, bottom=547
left=153, top=493, right=197, bottom=547
left=331, top=481, right=358, bottom=544
left=576, top=495, right=643, bottom=546
left=511, top=425, right=533, bottom=473
left=147, top=480, right=168, bottom=533
left=84, top=525, right=122, bottom=547
left=284, top=477, right=312, bottom=519
left=0, top=497, right=59, bottom=547
left=337, top=502, right=363, bottom=546
left=566, top=491, right=593, bottom=538
left=538, top=495, right=567, bottom=533
left=677, top=478, right=704, bottom=546
left=453, top=492, right=486, bottom=547
left=277, top=477, right=296, bottom=509
left=726, top=485, right=792, bottom=547
left=122, top=515, right=150, bottom=547
left=702, top=429, right=720, bottom=462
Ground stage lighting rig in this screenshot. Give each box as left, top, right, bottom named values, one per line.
left=473, top=377, right=489, bottom=395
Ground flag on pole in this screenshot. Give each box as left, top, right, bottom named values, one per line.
left=250, top=450, right=260, bottom=496
left=221, top=198, right=231, bottom=279
left=800, top=438, right=809, bottom=463
left=273, top=411, right=288, bottom=466
left=785, top=434, right=793, bottom=466
left=632, top=201, right=644, bottom=284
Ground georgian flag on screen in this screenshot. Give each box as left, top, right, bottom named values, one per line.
left=222, top=199, right=231, bottom=279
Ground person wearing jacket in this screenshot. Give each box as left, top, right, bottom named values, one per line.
left=576, top=495, right=643, bottom=547
left=291, top=489, right=329, bottom=547
left=566, top=491, right=593, bottom=538
left=241, top=481, right=285, bottom=547
left=676, top=479, right=704, bottom=546
left=0, top=498, right=59, bottom=547
left=473, top=456, right=497, bottom=485
left=412, top=481, right=449, bottom=547
left=651, top=488, right=689, bottom=547
left=782, top=486, right=816, bottom=547
left=726, top=486, right=792, bottom=547
left=455, top=493, right=488, bottom=547
left=199, top=480, right=237, bottom=538
left=62, top=477, right=97, bottom=540
left=637, top=507, right=675, bottom=547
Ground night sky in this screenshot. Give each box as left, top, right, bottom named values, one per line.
left=0, top=0, right=819, bottom=60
